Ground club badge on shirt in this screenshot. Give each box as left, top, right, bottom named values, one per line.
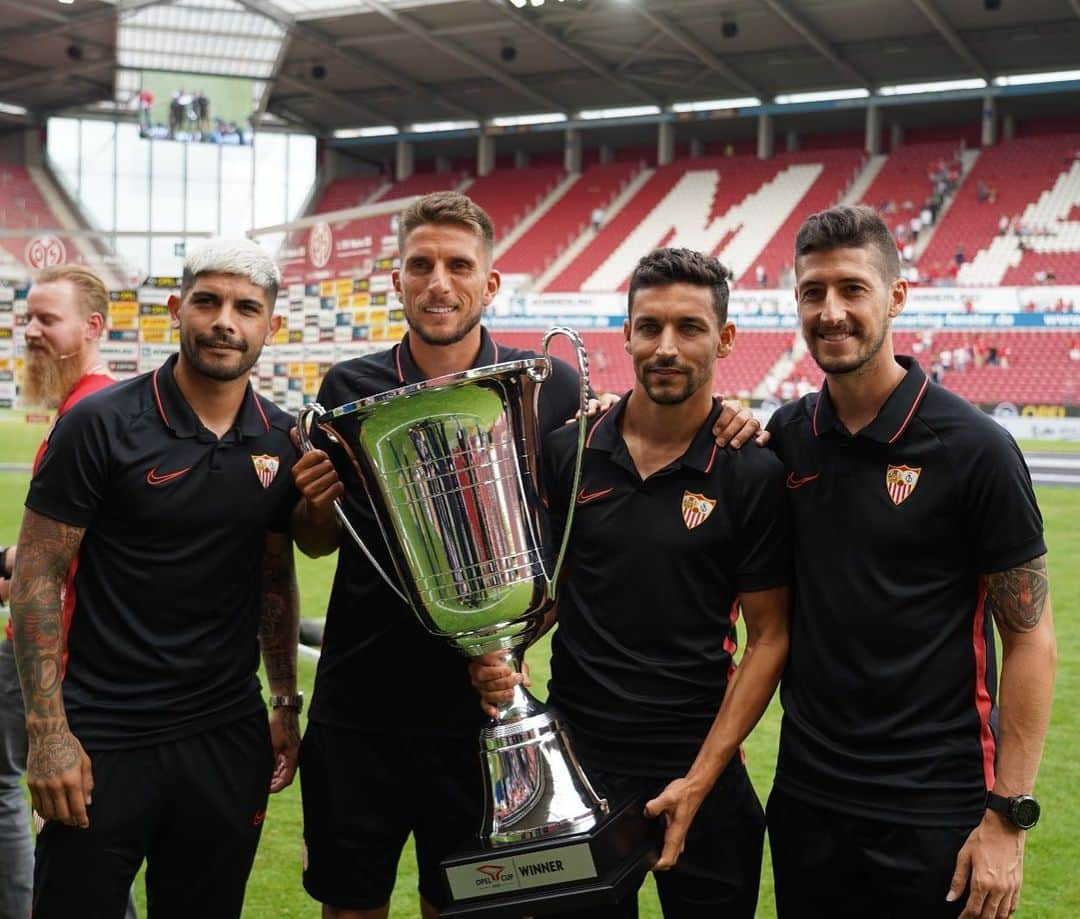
left=682, top=491, right=716, bottom=530
left=886, top=464, right=922, bottom=506
left=252, top=454, right=280, bottom=489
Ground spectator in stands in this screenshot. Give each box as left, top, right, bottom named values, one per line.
left=953, top=344, right=970, bottom=374
left=920, top=204, right=933, bottom=228
left=977, top=179, right=989, bottom=203
left=955, top=246, right=966, bottom=268
left=290, top=193, right=764, bottom=919
left=1068, top=337, right=1080, bottom=362
left=755, top=264, right=768, bottom=288
left=767, top=204, right=1055, bottom=919
left=591, top=206, right=605, bottom=231
left=939, top=347, right=952, bottom=373
left=909, top=214, right=923, bottom=241
left=998, top=214, right=1010, bottom=236
left=930, top=355, right=944, bottom=383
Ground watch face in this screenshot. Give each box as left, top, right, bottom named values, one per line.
left=1012, top=797, right=1040, bottom=829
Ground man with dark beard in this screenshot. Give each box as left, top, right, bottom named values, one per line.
left=765, top=206, right=1055, bottom=919
left=10, top=240, right=302, bottom=918
left=0, top=265, right=115, bottom=919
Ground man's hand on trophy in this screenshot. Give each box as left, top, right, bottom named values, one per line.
left=712, top=399, right=768, bottom=449
left=468, top=653, right=531, bottom=719
left=643, top=776, right=709, bottom=871
left=290, top=429, right=344, bottom=519
left=565, top=392, right=622, bottom=424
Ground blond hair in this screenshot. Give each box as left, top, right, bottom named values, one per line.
left=33, top=264, right=109, bottom=322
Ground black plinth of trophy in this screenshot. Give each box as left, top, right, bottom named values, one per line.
left=440, top=796, right=661, bottom=918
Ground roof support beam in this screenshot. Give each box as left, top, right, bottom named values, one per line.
left=275, top=73, right=396, bottom=126
left=0, top=60, right=112, bottom=96
left=486, top=0, right=661, bottom=107
left=630, top=7, right=765, bottom=99
left=234, top=0, right=481, bottom=122
left=0, top=0, right=173, bottom=40
left=756, top=0, right=870, bottom=89
left=909, top=0, right=990, bottom=81
left=362, top=0, right=567, bottom=115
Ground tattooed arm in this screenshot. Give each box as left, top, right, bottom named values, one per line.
left=259, top=530, right=301, bottom=793
left=9, top=509, right=93, bottom=828
left=948, top=555, right=1057, bottom=919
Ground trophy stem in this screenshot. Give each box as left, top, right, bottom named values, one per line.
left=491, top=647, right=544, bottom=725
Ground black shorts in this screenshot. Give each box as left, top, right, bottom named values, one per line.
left=33, top=711, right=273, bottom=919
left=767, top=787, right=976, bottom=919
left=300, top=722, right=483, bottom=910
left=559, top=758, right=765, bottom=919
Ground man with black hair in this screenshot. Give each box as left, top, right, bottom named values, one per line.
left=472, top=247, right=791, bottom=918
left=766, top=205, right=1056, bottom=919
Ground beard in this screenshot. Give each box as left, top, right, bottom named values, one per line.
left=179, top=332, right=259, bottom=382
left=806, top=318, right=890, bottom=376
left=637, top=359, right=709, bottom=405
left=21, top=346, right=85, bottom=409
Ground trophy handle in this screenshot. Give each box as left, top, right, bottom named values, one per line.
left=529, top=327, right=590, bottom=601
left=296, top=403, right=410, bottom=605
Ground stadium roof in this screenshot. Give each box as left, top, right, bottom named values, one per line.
left=0, top=0, right=1077, bottom=139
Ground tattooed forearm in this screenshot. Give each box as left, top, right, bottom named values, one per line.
left=10, top=510, right=85, bottom=723
left=259, top=532, right=299, bottom=690
left=985, top=554, right=1050, bottom=633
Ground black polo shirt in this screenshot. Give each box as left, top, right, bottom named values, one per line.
left=26, top=353, right=299, bottom=751
left=544, top=395, right=790, bottom=776
left=766, top=356, right=1046, bottom=827
left=309, top=327, right=585, bottom=735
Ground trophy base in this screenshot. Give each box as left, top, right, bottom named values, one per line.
left=441, top=796, right=661, bottom=917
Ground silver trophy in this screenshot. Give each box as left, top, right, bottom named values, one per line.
left=298, top=328, right=657, bottom=915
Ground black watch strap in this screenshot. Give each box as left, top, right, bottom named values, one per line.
left=986, top=792, right=1040, bottom=829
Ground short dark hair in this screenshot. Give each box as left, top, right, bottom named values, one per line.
left=794, top=204, right=900, bottom=282
left=627, top=247, right=730, bottom=324
left=397, top=191, right=495, bottom=259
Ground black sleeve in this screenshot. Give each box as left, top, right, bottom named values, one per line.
left=735, top=451, right=792, bottom=594
left=25, top=401, right=112, bottom=528
left=540, top=426, right=576, bottom=551
left=959, top=423, right=1046, bottom=572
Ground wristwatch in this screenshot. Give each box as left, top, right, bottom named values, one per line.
left=985, top=792, right=1040, bottom=830
left=268, top=692, right=304, bottom=714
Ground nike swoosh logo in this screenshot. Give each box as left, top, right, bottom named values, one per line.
left=146, top=466, right=192, bottom=486
left=786, top=472, right=820, bottom=490
left=576, top=486, right=614, bottom=505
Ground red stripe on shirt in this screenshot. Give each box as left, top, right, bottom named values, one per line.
left=972, top=578, right=997, bottom=790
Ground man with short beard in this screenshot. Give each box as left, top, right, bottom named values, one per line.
left=10, top=239, right=302, bottom=919
left=765, top=206, right=1055, bottom=919
left=0, top=265, right=115, bottom=919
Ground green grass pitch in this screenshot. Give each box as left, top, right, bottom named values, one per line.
left=1, top=412, right=1077, bottom=916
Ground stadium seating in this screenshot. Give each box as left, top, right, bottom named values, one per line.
left=857, top=140, right=964, bottom=237
left=315, top=175, right=386, bottom=213
left=0, top=166, right=74, bottom=269
left=545, top=148, right=864, bottom=293
left=498, top=160, right=642, bottom=278
left=920, top=132, right=1080, bottom=285
left=466, top=165, right=566, bottom=251
left=781, top=330, right=1079, bottom=405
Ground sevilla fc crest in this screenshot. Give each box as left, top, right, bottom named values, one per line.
left=682, top=491, right=716, bottom=529
left=252, top=454, right=280, bottom=489
left=886, top=464, right=921, bottom=506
